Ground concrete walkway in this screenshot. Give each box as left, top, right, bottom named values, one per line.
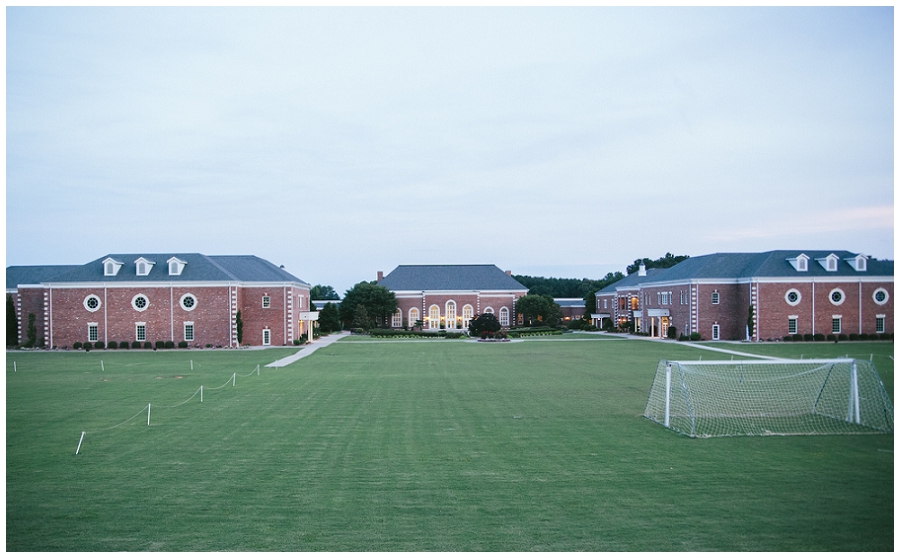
left=264, top=332, right=350, bottom=368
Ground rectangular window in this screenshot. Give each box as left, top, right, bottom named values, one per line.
left=136, top=323, right=146, bottom=342
left=184, top=322, right=194, bottom=342
left=603, top=299, right=607, bottom=309
left=88, top=323, right=98, bottom=342
left=832, top=317, right=842, bottom=334
left=712, top=324, right=720, bottom=340
left=788, top=318, right=798, bottom=335
left=876, top=316, right=885, bottom=334
left=263, top=329, right=271, bottom=346
left=392, top=311, right=402, bottom=328
left=712, top=291, right=720, bottom=304
left=262, top=296, right=271, bottom=308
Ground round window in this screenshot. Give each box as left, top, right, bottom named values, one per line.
left=785, top=289, right=802, bottom=306
left=829, top=288, right=845, bottom=306
left=132, top=294, right=149, bottom=312
left=180, top=293, right=197, bottom=311
left=873, top=288, right=889, bottom=305
left=83, top=295, right=101, bottom=312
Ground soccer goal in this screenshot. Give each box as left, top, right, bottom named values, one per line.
left=644, top=358, right=894, bottom=438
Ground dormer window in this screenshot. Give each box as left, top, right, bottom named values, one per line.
left=135, top=257, right=155, bottom=276
left=167, top=257, right=187, bottom=276
left=102, top=257, right=123, bottom=276
left=816, top=254, right=839, bottom=272
left=845, top=254, right=867, bottom=272
left=787, top=254, right=809, bottom=272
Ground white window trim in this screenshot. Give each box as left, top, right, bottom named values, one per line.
left=831, top=316, right=842, bottom=334
left=428, top=305, right=441, bottom=329
left=83, top=294, right=102, bottom=312
left=132, top=293, right=150, bottom=312
left=483, top=306, right=494, bottom=315
left=499, top=306, right=510, bottom=327
left=788, top=316, right=798, bottom=335
left=392, top=309, right=403, bottom=328
left=873, top=288, right=889, bottom=306
left=785, top=289, right=802, bottom=306
left=179, top=293, right=198, bottom=312
left=712, top=323, right=720, bottom=341
left=134, top=257, right=155, bottom=276
left=408, top=307, right=420, bottom=325
left=875, top=314, right=886, bottom=333
left=829, top=288, right=846, bottom=306
left=711, top=291, right=719, bottom=305
left=103, top=257, right=123, bottom=276
left=262, top=295, right=271, bottom=308
left=167, top=256, right=187, bottom=276
left=88, top=322, right=99, bottom=342
left=263, top=328, right=271, bottom=346
left=136, top=322, right=147, bottom=342
left=184, top=322, right=194, bottom=342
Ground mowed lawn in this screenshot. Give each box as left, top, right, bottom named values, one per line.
left=6, top=337, right=894, bottom=551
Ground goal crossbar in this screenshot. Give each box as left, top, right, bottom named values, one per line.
left=644, top=358, right=894, bottom=438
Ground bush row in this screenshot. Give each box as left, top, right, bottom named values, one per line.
left=71, top=340, right=194, bottom=351
left=782, top=333, right=893, bottom=342
left=368, top=329, right=467, bottom=339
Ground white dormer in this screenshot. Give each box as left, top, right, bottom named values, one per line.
left=134, top=257, right=156, bottom=276
left=787, top=253, right=809, bottom=272
left=102, top=257, right=124, bottom=276
left=816, top=253, right=840, bottom=272
left=845, top=254, right=867, bottom=272
left=167, top=257, right=187, bottom=276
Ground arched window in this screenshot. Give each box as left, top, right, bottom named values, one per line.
left=484, top=306, right=494, bottom=315
left=392, top=309, right=403, bottom=328
left=445, top=301, right=457, bottom=329
left=409, top=307, right=420, bottom=326
left=462, top=304, right=474, bottom=328
left=499, top=307, right=510, bottom=326
left=428, top=305, right=440, bottom=329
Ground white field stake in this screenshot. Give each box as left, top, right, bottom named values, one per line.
left=13, top=362, right=16, bottom=372
left=76, top=431, right=85, bottom=455
left=191, top=360, right=193, bottom=371
left=200, top=386, right=203, bottom=403
left=232, top=373, right=236, bottom=387
left=101, top=360, right=104, bottom=372
left=147, top=404, right=151, bottom=426
left=257, top=364, right=260, bottom=376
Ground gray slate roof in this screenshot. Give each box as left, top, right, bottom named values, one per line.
left=6, top=265, right=81, bottom=289
left=7, top=254, right=309, bottom=287
left=597, top=251, right=892, bottom=295
left=378, top=265, right=528, bottom=292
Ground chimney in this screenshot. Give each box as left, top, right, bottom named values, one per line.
left=639, top=264, right=647, bottom=276
left=377, top=271, right=384, bottom=282
left=505, top=270, right=512, bottom=276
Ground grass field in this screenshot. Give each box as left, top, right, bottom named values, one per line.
left=6, top=336, right=894, bottom=551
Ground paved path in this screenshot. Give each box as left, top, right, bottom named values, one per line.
left=264, top=332, right=350, bottom=368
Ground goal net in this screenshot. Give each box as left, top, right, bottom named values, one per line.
left=643, top=358, right=894, bottom=438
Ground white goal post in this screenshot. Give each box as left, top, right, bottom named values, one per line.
left=644, top=358, right=894, bottom=438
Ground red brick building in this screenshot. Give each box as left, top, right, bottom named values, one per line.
left=7, top=253, right=315, bottom=348
left=376, top=265, right=528, bottom=330
left=593, top=251, right=893, bottom=341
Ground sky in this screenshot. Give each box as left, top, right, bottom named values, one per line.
left=5, top=6, right=894, bottom=294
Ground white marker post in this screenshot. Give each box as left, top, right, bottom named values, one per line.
left=147, top=404, right=151, bottom=426
left=200, top=386, right=203, bottom=403
left=75, top=431, right=85, bottom=455
left=190, top=360, right=193, bottom=371
left=101, top=360, right=104, bottom=372
left=13, top=362, right=16, bottom=372
left=232, top=373, right=236, bottom=387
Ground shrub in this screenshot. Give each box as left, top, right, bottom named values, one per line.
left=165, top=341, right=175, bottom=349
left=132, top=341, right=142, bottom=349
left=73, top=342, right=83, bottom=350
left=803, top=334, right=814, bottom=342
left=83, top=342, right=92, bottom=351
left=108, top=341, right=118, bottom=349
left=144, top=341, right=152, bottom=349
left=690, top=332, right=702, bottom=341
left=838, top=334, right=848, bottom=341
left=859, top=333, right=870, bottom=340
left=178, top=341, right=188, bottom=349
left=155, top=341, right=165, bottom=349
left=783, top=335, right=793, bottom=342
left=814, top=333, right=825, bottom=342
left=880, top=333, right=893, bottom=340
left=849, top=333, right=859, bottom=341
left=94, top=341, right=105, bottom=349
left=793, top=334, right=803, bottom=342
left=119, top=341, right=128, bottom=349
left=667, top=326, right=677, bottom=339
left=827, top=334, right=836, bottom=342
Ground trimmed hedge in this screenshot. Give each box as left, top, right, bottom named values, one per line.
left=369, top=329, right=466, bottom=339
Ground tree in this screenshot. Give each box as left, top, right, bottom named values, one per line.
left=339, top=281, right=397, bottom=330
left=626, top=253, right=689, bottom=275
left=352, top=304, right=373, bottom=331
left=310, top=284, right=340, bottom=300
left=236, top=310, right=244, bottom=344
left=318, top=302, right=342, bottom=333
left=25, top=313, right=37, bottom=348
left=469, top=313, right=502, bottom=337
left=7, top=295, right=18, bottom=346
left=516, top=294, right=562, bottom=327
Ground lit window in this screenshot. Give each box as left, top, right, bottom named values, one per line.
left=136, top=323, right=146, bottom=342
left=483, top=306, right=494, bottom=315
left=500, top=307, right=510, bottom=326
left=88, top=323, right=98, bottom=342
left=263, top=329, right=271, bottom=346
left=462, top=305, right=474, bottom=328
left=445, top=301, right=457, bottom=327
left=184, top=322, right=194, bottom=342
left=429, top=305, right=440, bottom=329
left=392, top=309, right=402, bottom=328
left=408, top=307, right=419, bottom=326
left=262, top=296, right=271, bottom=308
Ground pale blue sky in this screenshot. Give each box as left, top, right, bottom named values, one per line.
left=6, top=7, right=894, bottom=293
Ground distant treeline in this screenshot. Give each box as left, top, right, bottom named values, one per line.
left=514, top=253, right=690, bottom=300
